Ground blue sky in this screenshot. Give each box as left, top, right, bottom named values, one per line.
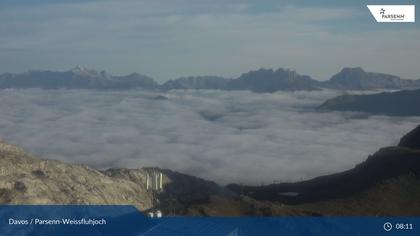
left=0, top=0, right=419, bottom=81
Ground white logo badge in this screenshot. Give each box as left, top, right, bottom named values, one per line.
left=367, top=5, right=415, bottom=22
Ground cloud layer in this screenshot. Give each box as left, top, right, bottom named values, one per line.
left=0, top=89, right=418, bottom=184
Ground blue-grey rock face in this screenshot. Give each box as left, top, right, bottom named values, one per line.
left=227, top=68, right=321, bottom=92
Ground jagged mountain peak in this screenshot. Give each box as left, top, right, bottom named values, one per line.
left=71, top=65, right=85, bottom=72
left=70, top=65, right=103, bottom=78
left=331, top=67, right=369, bottom=82
left=322, top=67, right=414, bottom=90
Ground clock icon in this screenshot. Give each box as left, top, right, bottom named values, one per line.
left=384, top=222, right=393, bottom=232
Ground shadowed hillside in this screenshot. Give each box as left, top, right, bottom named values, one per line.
left=318, top=89, right=420, bottom=116
left=224, top=125, right=420, bottom=215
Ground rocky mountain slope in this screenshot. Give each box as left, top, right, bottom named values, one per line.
left=0, top=141, right=233, bottom=213
left=0, top=141, right=153, bottom=209
left=318, top=88, right=420, bottom=116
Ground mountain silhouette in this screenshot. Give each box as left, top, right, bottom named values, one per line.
left=1, top=67, right=418, bottom=92
left=318, top=88, right=420, bottom=116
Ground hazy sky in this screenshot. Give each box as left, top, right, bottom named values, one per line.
left=0, top=0, right=419, bottom=82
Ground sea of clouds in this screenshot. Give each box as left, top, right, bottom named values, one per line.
left=0, top=89, right=418, bottom=184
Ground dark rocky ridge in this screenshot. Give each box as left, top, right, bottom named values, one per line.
left=399, top=125, right=420, bottom=150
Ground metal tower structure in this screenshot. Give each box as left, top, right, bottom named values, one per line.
left=146, top=169, right=163, bottom=218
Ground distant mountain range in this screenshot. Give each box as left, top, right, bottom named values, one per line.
left=1, top=125, right=420, bottom=216
left=318, top=88, right=420, bottom=116
left=0, top=66, right=158, bottom=90
left=1, top=66, right=419, bottom=92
